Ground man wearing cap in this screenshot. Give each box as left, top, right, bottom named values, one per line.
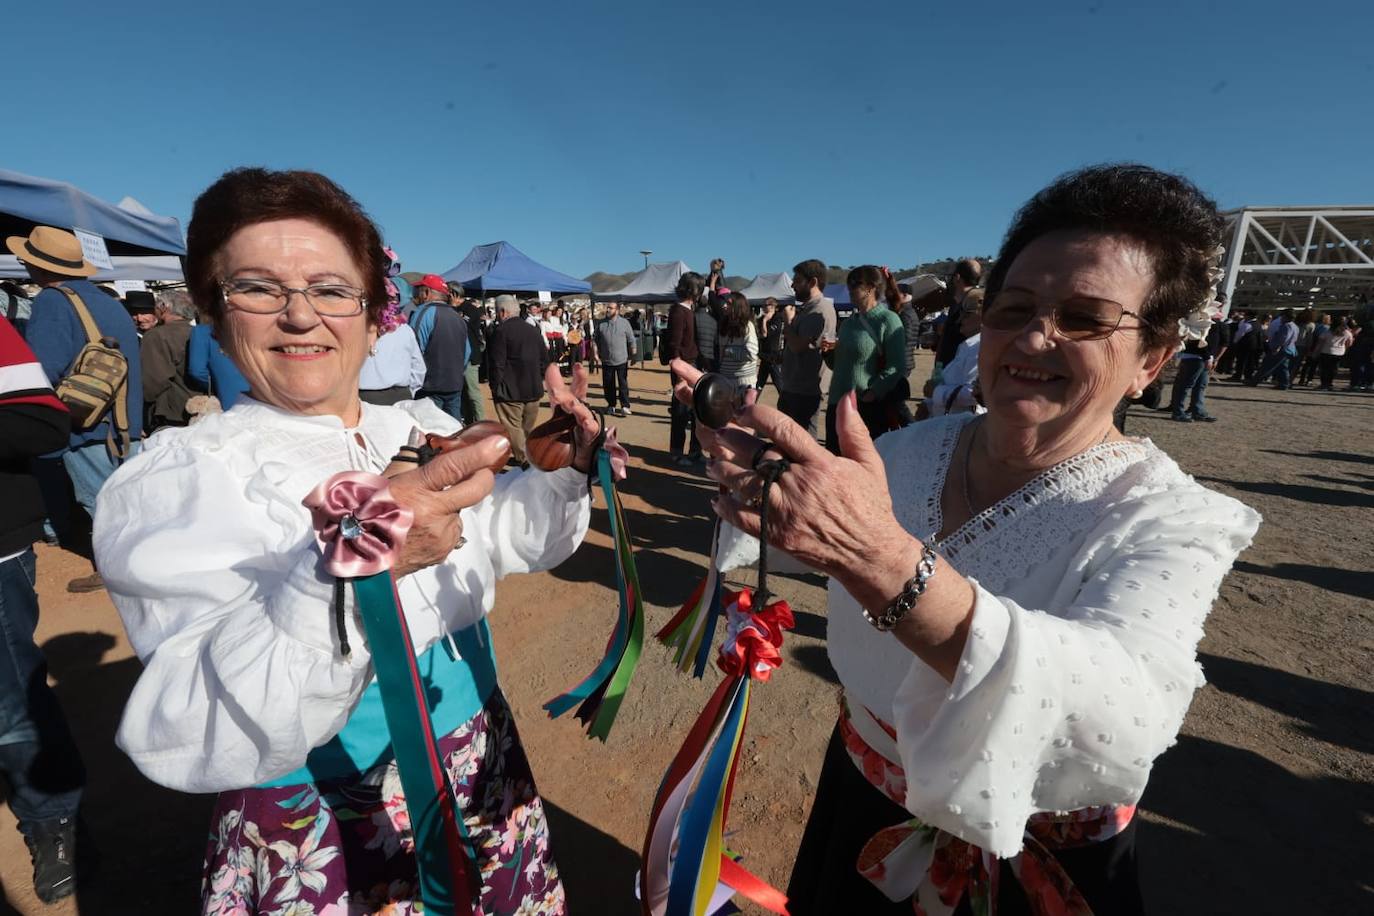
left=408, top=273, right=469, bottom=423
left=10, top=226, right=142, bottom=593
left=449, top=282, right=487, bottom=424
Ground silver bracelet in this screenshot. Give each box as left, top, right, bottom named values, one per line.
left=862, top=543, right=938, bottom=632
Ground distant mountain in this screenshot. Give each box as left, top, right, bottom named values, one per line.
left=584, top=258, right=993, bottom=293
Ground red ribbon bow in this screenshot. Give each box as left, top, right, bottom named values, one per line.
left=302, top=471, right=414, bottom=577
left=717, top=589, right=794, bottom=682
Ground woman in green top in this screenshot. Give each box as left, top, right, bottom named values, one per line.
left=825, top=265, right=909, bottom=452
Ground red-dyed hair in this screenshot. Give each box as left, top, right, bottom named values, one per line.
left=185, top=168, right=388, bottom=327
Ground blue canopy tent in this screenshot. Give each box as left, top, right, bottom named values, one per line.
left=824, top=283, right=854, bottom=318
left=0, top=168, right=185, bottom=280
left=441, top=241, right=591, bottom=295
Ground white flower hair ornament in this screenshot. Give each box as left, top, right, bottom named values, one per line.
left=1177, top=245, right=1225, bottom=349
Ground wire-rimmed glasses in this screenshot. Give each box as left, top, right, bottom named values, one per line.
left=220, top=278, right=367, bottom=317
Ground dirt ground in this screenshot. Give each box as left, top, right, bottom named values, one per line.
left=1, top=353, right=1370, bottom=915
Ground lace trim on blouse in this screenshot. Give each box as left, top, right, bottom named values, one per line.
left=913, top=416, right=1161, bottom=596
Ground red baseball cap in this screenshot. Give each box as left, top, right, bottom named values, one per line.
left=416, top=274, right=449, bottom=294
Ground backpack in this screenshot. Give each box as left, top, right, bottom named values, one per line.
left=53, top=286, right=131, bottom=458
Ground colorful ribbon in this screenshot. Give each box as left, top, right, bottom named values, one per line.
left=543, top=447, right=645, bottom=739
left=640, top=588, right=794, bottom=916
left=303, top=472, right=479, bottom=916
left=656, top=524, right=726, bottom=678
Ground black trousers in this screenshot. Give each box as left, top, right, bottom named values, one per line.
left=777, top=391, right=822, bottom=440
left=601, top=362, right=630, bottom=409
left=668, top=368, right=699, bottom=456
left=787, top=725, right=1146, bottom=916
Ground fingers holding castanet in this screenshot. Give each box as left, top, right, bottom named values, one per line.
left=412, top=435, right=510, bottom=493
left=570, top=362, right=590, bottom=401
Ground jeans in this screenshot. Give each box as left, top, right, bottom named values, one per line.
left=461, top=364, right=485, bottom=424
left=0, top=550, right=85, bottom=832
left=1169, top=357, right=1210, bottom=417
left=756, top=357, right=784, bottom=391
left=777, top=391, right=823, bottom=440
left=1351, top=353, right=1374, bottom=388
left=424, top=389, right=464, bottom=423
left=63, top=440, right=134, bottom=519
left=602, top=363, right=630, bottom=410
left=668, top=369, right=700, bottom=457
left=1252, top=347, right=1296, bottom=388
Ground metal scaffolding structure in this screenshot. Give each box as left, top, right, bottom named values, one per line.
left=1221, top=206, right=1374, bottom=315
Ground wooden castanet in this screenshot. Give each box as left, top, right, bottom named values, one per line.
left=425, top=420, right=512, bottom=474
left=526, top=411, right=578, bottom=472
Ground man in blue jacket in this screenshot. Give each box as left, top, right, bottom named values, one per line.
left=8, top=227, right=142, bottom=593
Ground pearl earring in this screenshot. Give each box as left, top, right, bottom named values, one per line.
left=368, top=343, right=378, bottom=356
left=1129, top=388, right=1143, bottom=398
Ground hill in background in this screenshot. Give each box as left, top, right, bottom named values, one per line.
left=584, top=258, right=992, bottom=293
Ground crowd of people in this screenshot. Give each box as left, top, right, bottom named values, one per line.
left=0, top=159, right=1362, bottom=914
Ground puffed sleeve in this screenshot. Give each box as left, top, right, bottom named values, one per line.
left=891, top=486, right=1260, bottom=856
left=464, top=465, right=592, bottom=580
left=94, top=444, right=374, bottom=793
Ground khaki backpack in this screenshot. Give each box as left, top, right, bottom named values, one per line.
left=53, top=286, right=132, bottom=459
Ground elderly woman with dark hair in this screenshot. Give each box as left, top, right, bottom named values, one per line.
left=93, top=168, right=596, bottom=915
left=675, top=164, right=1260, bottom=914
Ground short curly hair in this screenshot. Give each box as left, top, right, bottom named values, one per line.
left=985, top=164, right=1225, bottom=352
left=185, top=168, right=388, bottom=327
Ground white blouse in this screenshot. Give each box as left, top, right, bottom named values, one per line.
left=93, top=397, right=591, bottom=793
left=720, top=413, right=1260, bottom=857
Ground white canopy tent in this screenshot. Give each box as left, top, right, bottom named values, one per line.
left=737, top=272, right=795, bottom=304
left=595, top=261, right=691, bottom=303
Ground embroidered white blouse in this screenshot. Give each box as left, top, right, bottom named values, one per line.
left=93, top=397, right=591, bottom=794
left=722, top=413, right=1259, bottom=857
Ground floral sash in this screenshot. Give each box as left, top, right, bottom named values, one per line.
left=838, top=699, right=1135, bottom=916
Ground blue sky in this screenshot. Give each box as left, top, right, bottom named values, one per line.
left=9, top=0, right=1373, bottom=279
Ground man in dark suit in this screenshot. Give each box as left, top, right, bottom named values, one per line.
left=486, top=295, right=548, bottom=467
left=661, top=272, right=702, bottom=466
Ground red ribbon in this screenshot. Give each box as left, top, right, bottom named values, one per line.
left=716, top=589, right=794, bottom=683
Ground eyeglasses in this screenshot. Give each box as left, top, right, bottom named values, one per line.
left=220, top=278, right=367, bottom=317
left=981, top=294, right=1143, bottom=341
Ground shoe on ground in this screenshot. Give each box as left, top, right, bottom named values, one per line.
left=1191, top=413, right=1218, bottom=422
left=26, top=817, right=77, bottom=904
left=609, top=407, right=622, bottom=417
left=622, top=407, right=633, bottom=416
left=673, top=455, right=695, bottom=467
left=1170, top=413, right=1192, bottom=422
left=66, top=572, right=104, bottom=594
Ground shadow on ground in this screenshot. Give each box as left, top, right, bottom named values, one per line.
left=1138, top=733, right=1374, bottom=913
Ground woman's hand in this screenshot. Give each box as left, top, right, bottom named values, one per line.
left=384, top=436, right=506, bottom=578
left=545, top=363, right=602, bottom=473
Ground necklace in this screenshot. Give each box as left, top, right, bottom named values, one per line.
left=962, top=420, right=1113, bottom=520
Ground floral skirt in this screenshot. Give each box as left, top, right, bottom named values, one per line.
left=786, top=725, right=1145, bottom=916
left=201, top=689, right=564, bottom=915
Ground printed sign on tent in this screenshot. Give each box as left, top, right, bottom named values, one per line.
left=537, top=290, right=552, bottom=303
left=73, top=229, right=114, bottom=271
left=113, top=280, right=147, bottom=296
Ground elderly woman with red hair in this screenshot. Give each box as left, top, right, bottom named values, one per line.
left=95, top=168, right=596, bottom=915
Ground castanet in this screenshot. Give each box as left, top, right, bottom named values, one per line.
left=424, top=420, right=512, bottom=474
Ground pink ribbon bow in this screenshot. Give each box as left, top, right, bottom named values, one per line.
left=303, top=471, right=414, bottom=577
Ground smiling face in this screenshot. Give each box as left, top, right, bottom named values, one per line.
left=215, top=218, right=375, bottom=424
left=979, top=229, right=1171, bottom=439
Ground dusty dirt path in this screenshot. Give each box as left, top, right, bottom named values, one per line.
left=1, top=357, right=1370, bottom=914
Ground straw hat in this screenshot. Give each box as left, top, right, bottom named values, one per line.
left=6, top=226, right=97, bottom=277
